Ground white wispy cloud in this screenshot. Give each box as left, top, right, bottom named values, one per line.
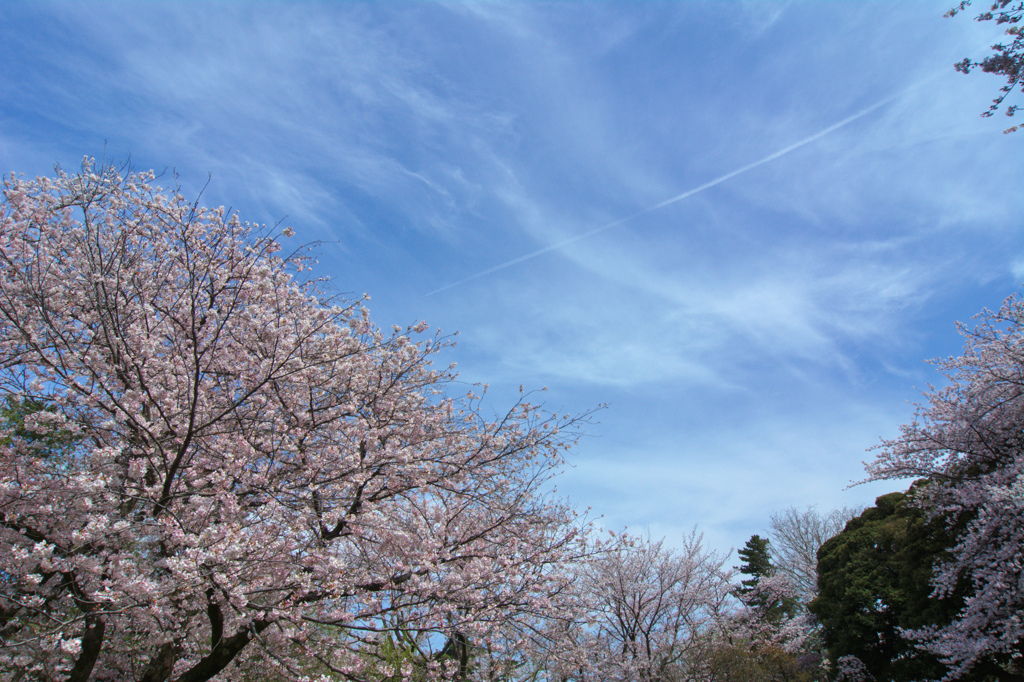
left=2, top=0, right=1021, bottom=558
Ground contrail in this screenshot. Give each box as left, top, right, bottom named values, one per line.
left=426, top=92, right=902, bottom=296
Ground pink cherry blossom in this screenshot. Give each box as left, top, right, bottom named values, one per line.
left=0, top=161, right=591, bottom=681
left=532, top=531, right=733, bottom=682
left=867, top=291, right=1024, bottom=681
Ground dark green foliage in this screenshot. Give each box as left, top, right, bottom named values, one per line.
left=706, top=642, right=820, bottom=682
left=737, top=535, right=773, bottom=594
left=809, top=487, right=970, bottom=682
left=736, top=535, right=798, bottom=625
left=0, top=395, right=80, bottom=459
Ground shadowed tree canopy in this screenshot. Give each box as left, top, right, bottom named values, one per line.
left=809, top=487, right=998, bottom=682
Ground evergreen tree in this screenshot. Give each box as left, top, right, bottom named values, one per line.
left=736, top=535, right=772, bottom=593
left=736, top=535, right=796, bottom=622
left=809, top=488, right=980, bottom=682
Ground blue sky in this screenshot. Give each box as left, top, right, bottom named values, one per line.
left=2, top=1, right=1022, bottom=556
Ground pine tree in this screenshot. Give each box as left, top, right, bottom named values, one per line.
left=736, top=535, right=797, bottom=623
left=736, top=535, right=773, bottom=595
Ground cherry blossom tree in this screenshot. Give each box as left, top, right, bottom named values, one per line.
left=766, top=506, right=858, bottom=604
left=537, top=531, right=733, bottom=682
left=946, top=0, right=1024, bottom=133
left=725, top=573, right=810, bottom=652
left=711, top=560, right=822, bottom=682
left=833, top=655, right=875, bottom=682
left=0, top=161, right=590, bottom=681
left=866, top=291, right=1024, bottom=681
